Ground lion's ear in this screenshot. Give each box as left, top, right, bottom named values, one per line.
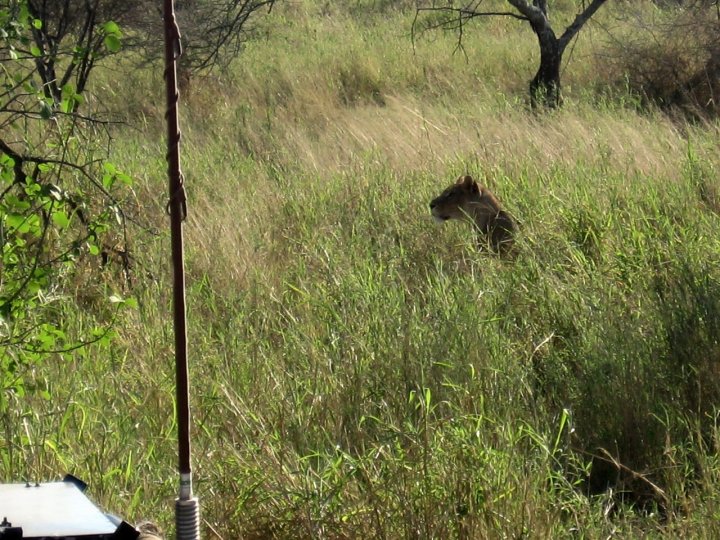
left=464, top=176, right=480, bottom=193
left=457, top=175, right=474, bottom=186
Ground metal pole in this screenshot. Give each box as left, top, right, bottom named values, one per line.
left=162, top=1, right=199, bottom=538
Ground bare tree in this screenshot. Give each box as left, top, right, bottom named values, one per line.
left=121, top=0, right=279, bottom=92
left=414, top=1, right=608, bottom=108
left=176, top=0, right=277, bottom=72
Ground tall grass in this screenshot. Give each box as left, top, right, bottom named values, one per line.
left=4, top=1, right=720, bottom=538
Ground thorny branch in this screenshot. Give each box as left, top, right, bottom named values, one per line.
left=413, top=3, right=528, bottom=57
left=178, top=0, right=277, bottom=72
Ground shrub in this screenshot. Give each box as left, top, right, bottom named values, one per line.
left=599, top=4, right=720, bottom=117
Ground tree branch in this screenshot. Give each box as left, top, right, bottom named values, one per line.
left=558, top=0, right=608, bottom=51
left=505, top=0, right=548, bottom=28
left=0, top=138, right=27, bottom=184
left=413, top=4, right=528, bottom=56
left=416, top=6, right=528, bottom=24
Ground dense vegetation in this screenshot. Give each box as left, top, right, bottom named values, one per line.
left=3, top=1, right=720, bottom=537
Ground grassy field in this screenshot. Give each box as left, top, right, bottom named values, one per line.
left=5, top=1, right=720, bottom=538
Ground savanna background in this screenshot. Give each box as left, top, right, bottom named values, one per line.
left=3, top=0, right=720, bottom=538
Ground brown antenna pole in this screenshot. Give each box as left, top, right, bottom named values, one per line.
left=163, top=1, right=200, bottom=537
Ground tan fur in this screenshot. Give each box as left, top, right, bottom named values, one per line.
left=429, top=175, right=516, bottom=254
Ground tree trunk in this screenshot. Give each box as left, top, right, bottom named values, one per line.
left=507, top=0, right=608, bottom=109
left=416, top=0, right=608, bottom=110
left=529, top=21, right=562, bottom=108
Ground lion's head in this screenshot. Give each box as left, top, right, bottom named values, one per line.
left=429, top=175, right=481, bottom=223
left=429, top=174, right=516, bottom=255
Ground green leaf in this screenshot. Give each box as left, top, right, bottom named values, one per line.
left=5, top=195, right=31, bottom=211
left=0, top=153, right=15, bottom=167
left=24, top=181, right=40, bottom=194
left=59, top=85, right=82, bottom=113
left=117, top=172, right=133, bottom=186
left=6, top=214, right=28, bottom=233
left=32, top=18, right=42, bottom=30
left=30, top=45, right=41, bottom=57
left=104, top=34, right=121, bottom=53
left=51, top=210, right=70, bottom=228
left=102, top=173, right=114, bottom=189
left=103, top=21, right=121, bottom=35
left=22, top=80, right=37, bottom=93
left=424, top=387, right=432, bottom=407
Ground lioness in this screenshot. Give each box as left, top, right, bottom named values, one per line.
left=429, top=175, right=516, bottom=254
